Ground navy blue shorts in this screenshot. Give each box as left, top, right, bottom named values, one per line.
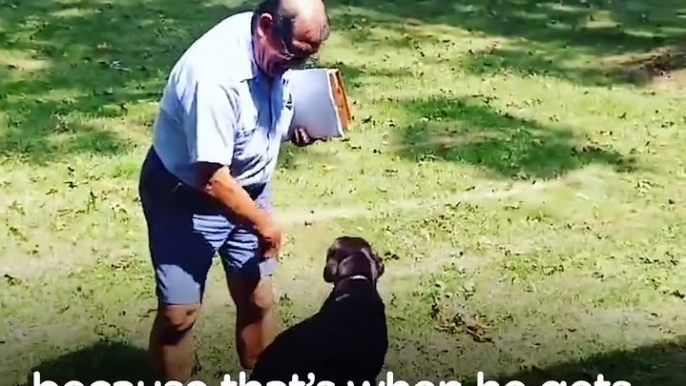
left=138, top=147, right=276, bottom=305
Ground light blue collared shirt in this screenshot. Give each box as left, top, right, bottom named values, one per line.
left=151, top=11, right=294, bottom=189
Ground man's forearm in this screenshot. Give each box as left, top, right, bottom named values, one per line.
left=195, top=163, right=271, bottom=230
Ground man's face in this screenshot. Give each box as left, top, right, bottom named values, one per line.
left=254, top=13, right=325, bottom=76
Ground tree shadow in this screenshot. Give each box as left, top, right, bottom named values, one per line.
left=326, top=0, right=686, bottom=87
left=0, top=0, right=346, bottom=167
left=21, top=340, right=154, bottom=386
left=2, top=0, right=678, bottom=166
left=460, top=39, right=686, bottom=88
left=463, top=335, right=686, bottom=386
left=395, top=95, right=637, bottom=179
left=0, top=0, right=253, bottom=164
left=19, top=329, right=686, bottom=386
left=460, top=46, right=627, bottom=87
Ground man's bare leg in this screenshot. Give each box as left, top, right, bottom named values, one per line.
left=148, top=303, right=202, bottom=382
left=228, top=276, right=277, bottom=370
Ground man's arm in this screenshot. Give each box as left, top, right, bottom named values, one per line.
left=181, top=77, right=271, bottom=230
left=196, top=162, right=272, bottom=230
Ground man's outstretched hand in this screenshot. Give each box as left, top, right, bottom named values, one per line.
left=291, top=126, right=328, bottom=147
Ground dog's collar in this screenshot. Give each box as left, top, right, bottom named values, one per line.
left=332, top=275, right=373, bottom=302
left=336, top=274, right=371, bottom=285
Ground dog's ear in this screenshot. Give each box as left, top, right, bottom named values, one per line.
left=323, top=241, right=340, bottom=283
left=373, top=250, right=385, bottom=279
left=323, top=259, right=337, bottom=283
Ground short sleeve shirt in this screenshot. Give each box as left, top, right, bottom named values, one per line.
left=151, top=11, right=294, bottom=189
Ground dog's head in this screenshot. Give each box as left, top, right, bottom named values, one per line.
left=323, top=236, right=385, bottom=284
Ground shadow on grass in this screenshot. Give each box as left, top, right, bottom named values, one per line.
left=0, top=0, right=346, bottom=168
left=0, top=0, right=254, bottom=164
left=460, top=335, right=686, bottom=386
left=18, top=334, right=686, bottom=386
left=395, top=95, right=637, bottom=179
left=2, top=0, right=680, bottom=165
left=23, top=340, right=154, bottom=386
left=327, top=0, right=686, bottom=87
left=460, top=40, right=686, bottom=88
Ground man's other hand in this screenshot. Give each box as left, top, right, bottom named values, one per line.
left=291, top=126, right=327, bottom=147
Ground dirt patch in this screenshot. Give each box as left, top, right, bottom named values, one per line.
left=0, top=55, right=51, bottom=73
left=651, top=69, right=686, bottom=92
left=615, top=43, right=686, bottom=87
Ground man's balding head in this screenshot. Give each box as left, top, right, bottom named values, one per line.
left=251, top=0, right=330, bottom=76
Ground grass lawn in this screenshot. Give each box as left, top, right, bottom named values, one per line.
left=2, top=0, right=686, bottom=385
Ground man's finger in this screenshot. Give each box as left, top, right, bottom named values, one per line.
left=262, top=246, right=276, bottom=259
left=297, top=128, right=310, bottom=146
left=301, top=130, right=311, bottom=144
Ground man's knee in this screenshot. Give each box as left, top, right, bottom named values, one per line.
left=249, top=278, right=274, bottom=313
left=231, top=276, right=274, bottom=317
left=154, top=304, right=202, bottom=341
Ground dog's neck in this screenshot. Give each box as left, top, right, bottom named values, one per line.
left=341, top=274, right=369, bottom=282
left=330, top=274, right=376, bottom=303
left=336, top=274, right=373, bottom=287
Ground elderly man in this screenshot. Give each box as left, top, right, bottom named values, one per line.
left=137, top=0, right=330, bottom=381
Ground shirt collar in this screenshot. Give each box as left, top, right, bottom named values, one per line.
left=234, top=14, right=261, bottom=82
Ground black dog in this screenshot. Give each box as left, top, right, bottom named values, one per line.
left=249, top=236, right=388, bottom=386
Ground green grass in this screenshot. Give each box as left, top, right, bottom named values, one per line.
left=2, top=0, right=686, bottom=385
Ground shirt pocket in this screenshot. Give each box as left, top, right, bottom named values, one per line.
left=234, top=102, right=259, bottom=148
left=274, top=82, right=295, bottom=140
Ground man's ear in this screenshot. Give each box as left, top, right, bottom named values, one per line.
left=323, top=259, right=338, bottom=283
left=256, top=13, right=273, bottom=39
